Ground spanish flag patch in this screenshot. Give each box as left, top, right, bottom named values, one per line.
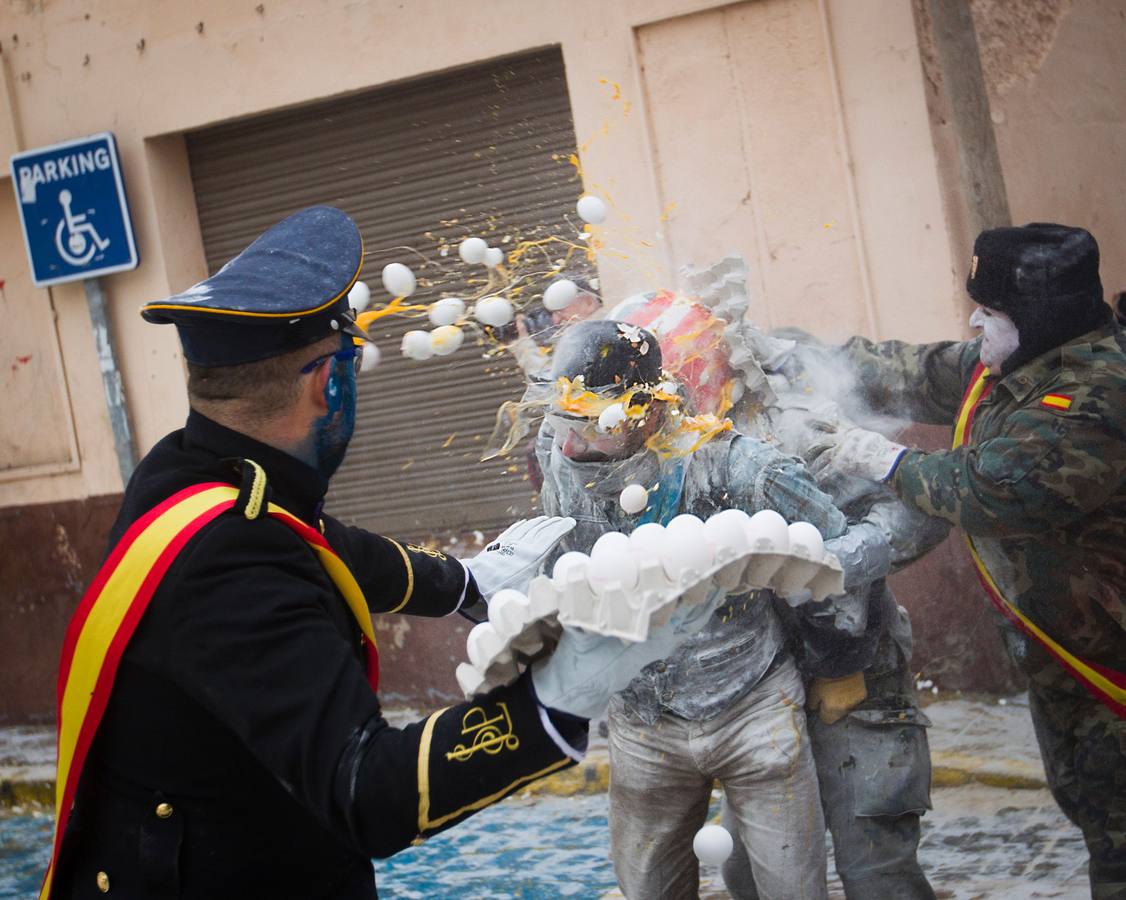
left=1041, top=393, right=1073, bottom=411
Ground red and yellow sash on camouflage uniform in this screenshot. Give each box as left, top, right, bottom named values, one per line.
left=40, top=481, right=379, bottom=899
left=955, top=362, right=1126, bottom=719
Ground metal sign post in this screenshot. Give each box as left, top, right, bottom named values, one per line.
left=10, top=132, right=141, bottom=485
left=83, top=277, right=136, bottom=485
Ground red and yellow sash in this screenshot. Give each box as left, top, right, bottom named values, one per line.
left=955, top=363, right=1126, bottom=718
left=41, top=481, right=378, bottom=899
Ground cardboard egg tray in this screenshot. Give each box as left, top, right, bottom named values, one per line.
left=455, top=543, right=843, bottom=698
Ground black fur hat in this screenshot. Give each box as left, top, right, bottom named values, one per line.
left=966, top=223, right=1109, bottom=373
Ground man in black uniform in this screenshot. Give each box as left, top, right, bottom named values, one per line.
left=46, top=207, right=709, bottom=899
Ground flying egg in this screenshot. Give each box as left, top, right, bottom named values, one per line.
left=359, top=342, right=380, bottom=372
left=474, top=296, right=514, bottom=328
left=458, top=237, right=488, bottom=265
left=347, top=280, right=372, bottom=312
left=429, top=325, right=465, bottom=357
left=576, top=195, right=607, bottom=225
left=692, top=824, right=734, bottom=866
left=381, top=262, right=416, bottom=298
left=401, top=330, right=434, bottom=361
left=543, top=279, right=579, bottom=311
left=619, top=484, right=649, bottom=515
left=429, top=297, right=466, bottom=327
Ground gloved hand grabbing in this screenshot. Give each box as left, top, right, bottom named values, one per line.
left=766, top=402, right=840, bottom=457
left=806, top=424, right=907, bottom=485
left=530, top=584, right=724, bottom=719
left=807, top=671, right=868, bottom=725
left=466, top=516, right=576, bottom=597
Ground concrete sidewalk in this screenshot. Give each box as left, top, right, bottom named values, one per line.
left=0, top=692, right=1045, bottom=809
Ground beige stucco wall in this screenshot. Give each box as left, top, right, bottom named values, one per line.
left=971, top=0, right=1126, bottom=295
left=0, top=0, right=965, bottom=508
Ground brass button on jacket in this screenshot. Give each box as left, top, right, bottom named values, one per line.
left=96, top=870, right=110, bottom=892
left=155, top=802, right=174, bottom=819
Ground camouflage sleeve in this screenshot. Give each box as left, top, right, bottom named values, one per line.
left=837, top=336, right=981, bottom=425
left=892, top=392, right=1126, bottom=537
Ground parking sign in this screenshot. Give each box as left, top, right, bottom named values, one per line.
left=10, top=132, right=139, bottom=287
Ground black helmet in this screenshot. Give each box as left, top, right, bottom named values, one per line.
left=966, top=223, right=1109, bottom=373
left=549, top=320, right=662, bottom=395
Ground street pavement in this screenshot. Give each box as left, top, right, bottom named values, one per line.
left=0, top=693, right=1092, bottom=898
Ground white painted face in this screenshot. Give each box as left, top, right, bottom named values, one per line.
left=969, top=306, right=1020, bottom=370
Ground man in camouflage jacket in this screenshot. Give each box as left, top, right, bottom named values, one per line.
left=810, top=223, right=1125, bottom=899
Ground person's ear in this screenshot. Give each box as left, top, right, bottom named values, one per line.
left=301, top=361, right=332, bottom=416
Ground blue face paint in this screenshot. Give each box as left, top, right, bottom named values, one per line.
left=311, top=339, right=357, bottom=480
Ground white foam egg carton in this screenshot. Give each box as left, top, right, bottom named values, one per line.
left=456, top=508, right=844, bottom=698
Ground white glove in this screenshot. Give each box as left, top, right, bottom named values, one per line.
left=530, top=585, right=725, bottom=719
left=807, top=425, right=907, bottom=484
left=466, top=516, right=576, bottom=597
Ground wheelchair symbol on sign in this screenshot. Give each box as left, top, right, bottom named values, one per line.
left=55, top=189, right=111, bottom=266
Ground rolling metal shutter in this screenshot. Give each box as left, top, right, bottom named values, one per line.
left=186, top=48, right=579, bottom=541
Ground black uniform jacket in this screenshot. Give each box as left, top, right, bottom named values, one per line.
left=55, top=412, right=583, bottom=899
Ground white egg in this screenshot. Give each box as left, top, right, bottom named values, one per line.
left=458, top=237, right=488, bottom=265
left=660, top=517, right=713, bottom=580
left=692, top=824, right=734, bottom=866
left=359, top=342, right=380, bottom=372
left=347, top=280, right=372, bottom=312
left=429, top=297, right=465, bottom=327
left=483, top=246, right=505, bottom=268
left=703, top=509, right=751, bottom=555
left=401, top=330, right=434, bottom=361
left=667, top=513, right=706, bottom=540
left=543, top=279, right=578, bottom=311
left=552, top=551, right=591, bottom=586
left=787, top=521, right=825, bottom=562
left=487, top=588, right=531, bottom=637
left=589, top=532, right=637, bottom=590
left=628, top=522, right=666, bottom=556
left=598, top=403, right=627, bottom=433
left=381, top=262, right=417, bottom=298
left=745, top=509, right=790, bottom=553
left=619, top=483, right=649, bottom=515
left=576, top=194, right=607, bottom=225
left=592, top=531, right=632, bottom=558
left=474, top=296, right=514, bottom=327
left=466, top=621, right=505, bottom=669
left=429, top=325, right=465, bottom=357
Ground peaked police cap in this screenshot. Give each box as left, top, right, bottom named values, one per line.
left=142, top=206, right=369, bottom=366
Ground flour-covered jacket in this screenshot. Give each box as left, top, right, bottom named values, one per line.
left=537, top=427, right=867, bottom=725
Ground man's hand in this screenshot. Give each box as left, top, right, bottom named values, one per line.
left=529, top=584, right=724, bottom=719
left=806, top=424, right=908, bottom=484
left=466, top=516, right=576, bottom=597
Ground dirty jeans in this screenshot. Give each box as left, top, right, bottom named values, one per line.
left=608, top=657, right=827, bottom=900
left=721, top=640, right=935, bottom=900
left=722, top=714, right=935, bottom=900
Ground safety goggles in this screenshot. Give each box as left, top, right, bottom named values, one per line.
left=300, top=345, right=363, bottom=375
